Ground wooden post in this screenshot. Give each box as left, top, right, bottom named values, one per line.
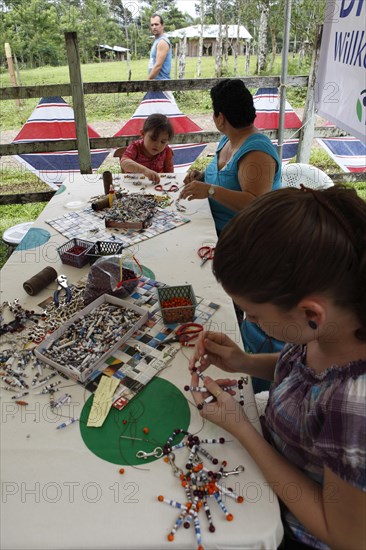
left=64, top=32, right=92, bottom=174
left=13, top=53, right=22, bottom=87
left=174, top=43, right=178, bottom=79
left=297, top=25, right=323, bottom=163
left=4, top=43, right=20, bottom=107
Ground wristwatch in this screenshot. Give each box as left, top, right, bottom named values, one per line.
left=208, top=185, right=216, bottom=197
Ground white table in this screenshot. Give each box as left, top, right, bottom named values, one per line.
left=0, top=174, right=283, bottom=550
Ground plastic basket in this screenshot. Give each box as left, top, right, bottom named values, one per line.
left=57, top=238, right=93, bottom=268
left=157, top=285, right=197, bottom=324
left=86, top=241, right=124, bottom=265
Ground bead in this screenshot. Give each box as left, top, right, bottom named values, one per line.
left=119, top=468, right=125, bottom=475
left=143, top=427, right=149, bottom=434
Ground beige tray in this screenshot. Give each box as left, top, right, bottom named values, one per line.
left=34, top=294, right=148, bottom=383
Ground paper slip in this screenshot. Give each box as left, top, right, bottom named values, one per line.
left=87, top=376, right=120, bottom=427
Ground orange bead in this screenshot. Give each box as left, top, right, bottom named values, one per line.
left=237, top=496, right=244, bottom=503
left=143, top=427, right=149, bottom=434
left=163, top=456, right=169, bottom=463
left=119, top=468, right=125, bottom=475
left=167, top=534, right=174, bottom=542
left=226, top=513, right=234, bottom=521
left=158, top=495, right=164, bottom=502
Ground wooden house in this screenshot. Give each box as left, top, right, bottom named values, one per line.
left=166, top=25, right=252, bottom=57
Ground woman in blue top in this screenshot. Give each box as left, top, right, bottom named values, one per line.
left=181, top=79, right=284, bottom=388
left=180, top=79, right=282, bottom=234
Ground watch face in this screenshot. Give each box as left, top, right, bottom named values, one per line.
left=208, top=186, right=215, bottom=196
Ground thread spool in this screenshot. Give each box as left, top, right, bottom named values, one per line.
left=23, top=267, right=58, bottom=296
left=103, top=171, right=113, bottom=195
left=91, top=195, right=110, bottom=211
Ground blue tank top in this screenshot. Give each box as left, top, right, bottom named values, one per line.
left=148, top=35, right=172, bottom=80
left=205, top=133, right=282, bottom=233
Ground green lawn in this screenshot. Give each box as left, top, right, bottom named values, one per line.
left=0, top=54, right=309, bottom=130
left=1, top=55, right=364, bottom=268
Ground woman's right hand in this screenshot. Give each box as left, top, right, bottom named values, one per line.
left=183, top=169, right=203, bottom=185
left=189, top=331, right=246, bottom=375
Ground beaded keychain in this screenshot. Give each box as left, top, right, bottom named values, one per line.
left=158, top=428, right=245, bottom=549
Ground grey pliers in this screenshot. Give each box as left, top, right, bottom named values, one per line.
left=54, top=274, right=72, bottom=307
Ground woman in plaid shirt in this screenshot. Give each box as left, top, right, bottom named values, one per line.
left=189, top=185, right=366, bottom=550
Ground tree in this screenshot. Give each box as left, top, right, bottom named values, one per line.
left=256, top=0, right=269, bottom=74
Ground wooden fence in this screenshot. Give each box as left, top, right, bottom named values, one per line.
left=0, top=32, right=364, bottom=205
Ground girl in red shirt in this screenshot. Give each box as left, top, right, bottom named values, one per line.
left=120, top=114, right=174, bottom=183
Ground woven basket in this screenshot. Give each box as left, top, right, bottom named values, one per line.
left=157, top=285, right=196, bottom=324
left=57, top=238, right=93, bottom=268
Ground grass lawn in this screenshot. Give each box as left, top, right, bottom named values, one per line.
left=0, top=54, right=309, bottom=130
left=1, top=55, right=364, bottom=268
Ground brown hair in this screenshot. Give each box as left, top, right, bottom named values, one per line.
left=142, top=113, right=174, bottom=140
left=213, top=185, right=366, bottom=340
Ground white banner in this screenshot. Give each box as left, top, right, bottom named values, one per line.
left=315, top=0, right=366, bottom=143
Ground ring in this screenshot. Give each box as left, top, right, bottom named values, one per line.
left=214, top=389, right=222, bottom=398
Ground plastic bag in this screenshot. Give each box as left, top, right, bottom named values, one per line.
left=83, top=254, right=142, bottom=306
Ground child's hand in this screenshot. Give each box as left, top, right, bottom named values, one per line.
left=144, top=169, right=160, bottom=184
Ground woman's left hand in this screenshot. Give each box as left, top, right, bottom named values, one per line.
left=180, top=180, right=210, bottom=201
left=191, top=373, right=249, bottom=432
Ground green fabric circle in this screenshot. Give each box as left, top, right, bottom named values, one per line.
left=141, top=265, right=155, bottom=279
left=55, top=184, right=66, bottom=194
left=80, top=378, right=190, bottom=465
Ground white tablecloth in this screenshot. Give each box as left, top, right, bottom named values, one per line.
left=0, top=174, right=283, bottom=549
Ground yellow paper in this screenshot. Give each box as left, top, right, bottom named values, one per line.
left=87, top=375, right=120, bottom=427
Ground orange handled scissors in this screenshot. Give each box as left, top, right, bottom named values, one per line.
left=198, top=246, right=215, bottom=267
left=163, top=323, right=204, bottom=347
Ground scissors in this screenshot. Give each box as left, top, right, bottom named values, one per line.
left=53, top=275, right=72, bottom=307
left=163, top=323, right=203, bottom=347
left=154, top=182, right=179, bottom=193
left=198, top=246, right=215, bottom=267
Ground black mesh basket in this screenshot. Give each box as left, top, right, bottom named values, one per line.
left=86, top=241, right=124, bottom=265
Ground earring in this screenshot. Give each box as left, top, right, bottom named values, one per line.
left=308, top=320, right=318, bottom=330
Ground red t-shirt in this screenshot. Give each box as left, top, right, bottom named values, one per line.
left=122, top=139, right=174, bottom=173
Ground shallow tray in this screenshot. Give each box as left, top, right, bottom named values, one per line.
left=34, top=295, right=148, bottom=383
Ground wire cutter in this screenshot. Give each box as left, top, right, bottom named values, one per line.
left=54, top=274, right=72, bottom=307
left=198, top=246, right=215, bottom=267
left=162, top=323, right=204, bottom=347
left=154, top=182, right=179, bottom=193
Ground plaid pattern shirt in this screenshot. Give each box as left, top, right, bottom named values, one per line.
left=261, top=344, right=366, bottom=549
